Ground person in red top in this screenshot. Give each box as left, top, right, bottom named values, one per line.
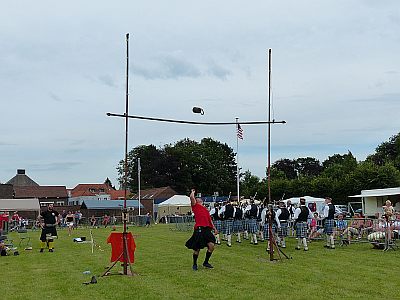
left=185, top=189, right=218, bottom=270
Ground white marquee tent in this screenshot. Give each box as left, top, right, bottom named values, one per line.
left=283, top=196, right=326, bottom=214
left=0, top=198, right=40, bottom=212
left=157, top=195, right=192, bottom=220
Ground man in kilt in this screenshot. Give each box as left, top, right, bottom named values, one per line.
left=233, top=203, right=244, bottom=243
left=185, top=189, right=218, bottom=270
left=209, top=203, right=222, bottom=245
left=38, top=204, right=60, bottom=252
left=261, top=204, right=280, bottom=251
left=293, top=198, right=314, bottom=251
left=220, top=201, right=227, bottom=241
left=276, top=201, right=290, bottom=248
left=244, top=200, right=259, bottom=245
left=219, top=200, right=235, bottom=247
left=323, top=197, right=339, bottom=249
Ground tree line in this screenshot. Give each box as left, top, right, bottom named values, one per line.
left=117, top=132, right=400, bottom=203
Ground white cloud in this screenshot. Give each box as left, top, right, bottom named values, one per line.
left=1, top=0, right=400, bottom=186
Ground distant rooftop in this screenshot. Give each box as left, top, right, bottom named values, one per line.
left=6, top=169, right=39, bottom=187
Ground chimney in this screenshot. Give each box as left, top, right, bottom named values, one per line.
left=17, top=169, right=26, bottom=175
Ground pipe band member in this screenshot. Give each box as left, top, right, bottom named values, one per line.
left=276, top=201, right=290, bottom=248
left=209, top=203, right=222, bottom=245
left=244, top=200, right=259, bottom=245
left=261, top=204, right=281, bottom=251
left=219, top=200, right=235, bottom=247
left=185, top=189, right=217, bottom=270
left=323, top=197, right=339, bottom=249
left=233, top=204, right=244, bottom=243
left=38, top=204, right=60, bottom=252
left=294, top=198, right=314, bottom=251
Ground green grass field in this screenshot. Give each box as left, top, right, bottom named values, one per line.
left=1, top=224, right=400, bottom=300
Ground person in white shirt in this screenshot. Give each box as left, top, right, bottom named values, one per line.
left=261, top=204, right=280, bottom=252
left=322, top=197, right=341, bottom=249
left=244, top=200, right=259, bottom=245
left=293, top=198, right=314, bottom=251
left=276, top=201, right=290, bottom=248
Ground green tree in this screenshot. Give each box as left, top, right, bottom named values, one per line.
left=367, top=132, right=400, bottom=169
left=272, top=159, right=298, bottom=179
left=117, top=138, right=237, bottom=196
left=296, top=157, right=323, bottom=177
left=104, top=177, right=115, bottom=189
left=240, top=171, right=261, bottom=199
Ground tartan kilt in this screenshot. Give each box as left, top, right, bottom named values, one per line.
left=324, top=219, right=335, bottom=235
left=248, top=219, right=258, bottom=233
left=40, top=226, right=58, bottom=241
left=296, top=222, right=308, bottom=238
left=224, top=219, right=234, bottom=235
left=233, top=219, right=243, bottom=233
left=185, top=227, right=216, bottom=250
left=258, top=221, right=263, bottom=232
left=263, top=223, right=277, bottom=239
left=221, top=220, right=227, bottom=234
left=213, top=220, right=222, bottom=233
left=244, top=219, right=250, bottom=231
left=278, top=222, right=289, bottom=238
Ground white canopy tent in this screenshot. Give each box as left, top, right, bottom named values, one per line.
left=157, top=195, right=192, bottom=220
left=0, top=198, right=40, bottom=212
left=283, top=196, right=326, bottom=214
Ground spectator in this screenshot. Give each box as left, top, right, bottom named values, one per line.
left=65, top=211, right=75, bottom=236
left=102, top=214, right=110, bottom=228
left=90, top=215, right=97, bottom=228
left=145, top=213, right=151, bottom=227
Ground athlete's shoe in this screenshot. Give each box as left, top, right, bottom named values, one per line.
left=49, top=249, right=54, bottom=252
left=202, top=262, right=214, bottom=269
left=192, top=264, right=198, bottom=271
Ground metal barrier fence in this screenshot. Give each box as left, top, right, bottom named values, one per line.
left=167, top=216, right=194, bottom=231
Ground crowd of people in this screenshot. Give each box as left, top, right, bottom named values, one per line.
left=185, top=191, right=400, bottom=270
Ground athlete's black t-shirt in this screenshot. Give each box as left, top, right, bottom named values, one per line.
left=41, top=209, right=59, bottom=224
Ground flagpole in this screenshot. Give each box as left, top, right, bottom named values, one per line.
left=138, top=157, right=141, bottom=216
left=267, top=48, right=272, bottom=204
left=236, top=118, right=240, bottom=203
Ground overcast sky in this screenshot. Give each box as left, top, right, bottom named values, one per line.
left=1, top=0, right=399, bottom=188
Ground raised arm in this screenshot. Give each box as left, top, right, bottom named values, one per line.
left=190, top=189, right=196, bottom=206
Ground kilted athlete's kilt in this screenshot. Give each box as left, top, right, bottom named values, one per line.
left=263, top=223, right=277, bottom=239
left=213, top=220, right=222, bottom=233
left=244, top=219, right=250, bottom=232
left=247, top=218, right=258, bottom=234
left=40, top=225, right=57, bottom=241
left=278, top=222, right=289, bottom=238
left=324, top=219, right=335, bottom=235
left=233, top=219, right=243, bottom=233
left=185, top=226, right=216, bottom=250
left=221, top=220, right=227, bottom=235
left=224, top=219, right=234, bottom=235
left=295, top=222, right=308, bottom=238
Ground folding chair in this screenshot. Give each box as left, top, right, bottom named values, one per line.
left=18, top=228, right=32, bottom=249
left=0, top=234, right=17, bottom=255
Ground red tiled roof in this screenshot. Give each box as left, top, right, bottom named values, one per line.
left=130, top=186, right=177, bottom=200
left=71, top=183, right=115, bottom=197
left=14, top=186, right=68, bottom=198
left=109, top=189, right=129, bottom=200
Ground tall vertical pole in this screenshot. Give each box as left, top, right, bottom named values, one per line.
left=122, top=33, right=130, bottom=275
left=236, top=118, right=240, bottom=203
left=267, top=48, right=272, bottom=204
left=138, top=157, right=141, bottom=216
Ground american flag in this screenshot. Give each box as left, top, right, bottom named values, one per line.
left=237, top=124, right=243, bottom=140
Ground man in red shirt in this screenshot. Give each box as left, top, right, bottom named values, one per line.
left=185, top=189, right=218, bottom=270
